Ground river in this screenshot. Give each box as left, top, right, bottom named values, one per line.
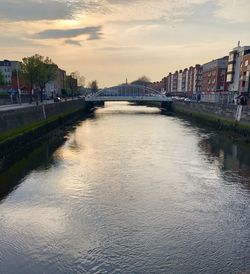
left=0, top=102, right=249, bottom=274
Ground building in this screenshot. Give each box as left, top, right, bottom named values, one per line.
left=172, top=71, right=178, bottom=93
left=226, top=44, right=250, bottom=93
left=202, top=56, right=228, bottom=93
left=193, top=64, right=203, bottom=96
left=149, top=79, right=166, bottom=93
left=165, top=73, right=172, bottom=93
left=46, top=67, right=66, bottom=97
left=177, top=70, right=182, bottom=92
left=239, top=53, right=250, bottom=94
left=66, top=75, right=78, bottom=95
left=187, top=66, right=194, bottom=95
left=0, top=60, right=19, bottom=85
left=170, top=73, right=174, bottom=93
left=161, top=77, right=167, bottom=93
left=182, top=68, right=189, bottom=93
left=11, top=72, right=32, bottom=93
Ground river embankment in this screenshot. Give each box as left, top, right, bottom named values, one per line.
left=173, top=101, right=250, bottom=140
left=0, top=99, right=92, bottom=171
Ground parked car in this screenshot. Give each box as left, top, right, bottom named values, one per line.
left=54, top=97, right=62, bottom=102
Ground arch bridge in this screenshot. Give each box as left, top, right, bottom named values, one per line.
left=85, top=84, right=171, bottom=103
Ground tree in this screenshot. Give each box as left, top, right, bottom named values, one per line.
left=37, top=57, right=57, bottom=101
left=70, top=71, right=85, bottom=87
left=89, top=80, right=98, bottom=93
left=20, top=54, right=57, bottom=102
left=0, top=71, right=5, bottom=85
left=131, top=76, right=151, bottom=86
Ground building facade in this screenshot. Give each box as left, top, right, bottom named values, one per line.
left=0, top=60, right=16, bottom=85
left=66, top=75, right=78, bottom=95
left=226, top=44, right=250, bottom=93
left=239, top=53, right=250, bottom=94
left=182, top=68, right=189, bottom=93
left=46, top=67, right=66, bottom=97
left=177, top=70, right=182, bottom=92
left=193, top=64, right=203, bottom=96
left=202, top=56, right=228, bottom=93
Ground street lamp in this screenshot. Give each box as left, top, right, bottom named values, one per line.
left=16, top=63, right=21, bottom=104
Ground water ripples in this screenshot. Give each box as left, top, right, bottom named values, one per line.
left=0, top=102, right=249, bottom=273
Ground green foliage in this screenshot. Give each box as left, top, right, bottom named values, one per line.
left=20, top=54, right=57, bottom=91
left=66, top=87, right=72, bottom=95
left=0, top=71, right=6, bottom=85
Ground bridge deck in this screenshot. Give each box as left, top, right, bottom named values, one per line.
left=85, top=96, right=172, bottom=102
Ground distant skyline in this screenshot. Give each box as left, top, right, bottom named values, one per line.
left=1, top=0, right=250, bottom=87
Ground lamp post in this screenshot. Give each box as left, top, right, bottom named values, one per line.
left=16, top=63, right=21, bottom=104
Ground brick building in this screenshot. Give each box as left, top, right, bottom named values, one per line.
left=182, top=68, right=189, bottom=92
left=239, top=53, right=250, bottom=94
left=202, top=56, right=228, bottom=93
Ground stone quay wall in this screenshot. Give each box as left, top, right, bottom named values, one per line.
left=172, top=101, right=250, bottom=137
left=0, top=99, right=86, bottom=134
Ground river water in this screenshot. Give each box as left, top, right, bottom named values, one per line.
left=0, top=102, right=249, bottom=274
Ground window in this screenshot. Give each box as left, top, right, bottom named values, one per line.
left=227, top=74, right=233, bottom=82
left=228, top=52, right=235, bottom=62
left=228, top=64, right=234, bottom=72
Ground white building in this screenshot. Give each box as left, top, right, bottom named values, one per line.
left=226, top=43, right=250, bottom=93
left=170, top=74, right=174, bottom=93
left=177, top=70, right=182, bottom=92
left=0, top=60, right=20, bottom=85
left=45, top=67, right=66, bottom=98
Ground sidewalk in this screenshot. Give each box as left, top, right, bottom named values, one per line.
left=0, top=98, right=78, bottom=112
left=0, top=101, right=52, bottom=112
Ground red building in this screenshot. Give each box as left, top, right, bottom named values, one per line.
left=11, top=72, right=32, bottom=93
left=239, top=53, right=250, bottom=94
left=201, top=56, right=228, bottom=93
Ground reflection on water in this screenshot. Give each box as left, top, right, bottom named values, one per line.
left=0, top=102, right=249, bottom=274
left=199, top=134, right=250, bottom=189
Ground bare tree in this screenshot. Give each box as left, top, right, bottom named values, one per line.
left=131, top=75, right=151, bottom=86
left=71, top=71, right=86, bottom=87
left=89, top=80, right=98, bottom=94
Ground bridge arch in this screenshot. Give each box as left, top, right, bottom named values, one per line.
left=86, top=84, right=171, bottom=102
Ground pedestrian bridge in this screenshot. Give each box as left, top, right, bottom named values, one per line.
left=85, top=84, right=171, bottom=102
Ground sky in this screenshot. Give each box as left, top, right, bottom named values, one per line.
left=0, top=0, right=250, bottom=87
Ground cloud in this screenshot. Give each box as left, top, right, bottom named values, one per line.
left=0, top=0, right=70, bottom=21
left=0, top=0, right=105, bottom=22
left=98, top=46, right=141, bottom=51
left=32, top=26, right=103, bottom=40
left=214, top=0, right=250, bottom=23
left=87, top=33, right=103, bottom=40
left=64, top=39, right=82, bottom=46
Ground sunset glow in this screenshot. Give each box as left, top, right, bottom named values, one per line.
left=1, top=0, right=250, bottom=86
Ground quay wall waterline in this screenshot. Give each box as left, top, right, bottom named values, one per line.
left=173, top=101, right=250, bottom=138
left=0, top=99, right=87, bottom=134
left=0, top=99, right=90, bottom=171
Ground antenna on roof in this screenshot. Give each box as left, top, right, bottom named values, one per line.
left=238, top=40, right=241, bottom=47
